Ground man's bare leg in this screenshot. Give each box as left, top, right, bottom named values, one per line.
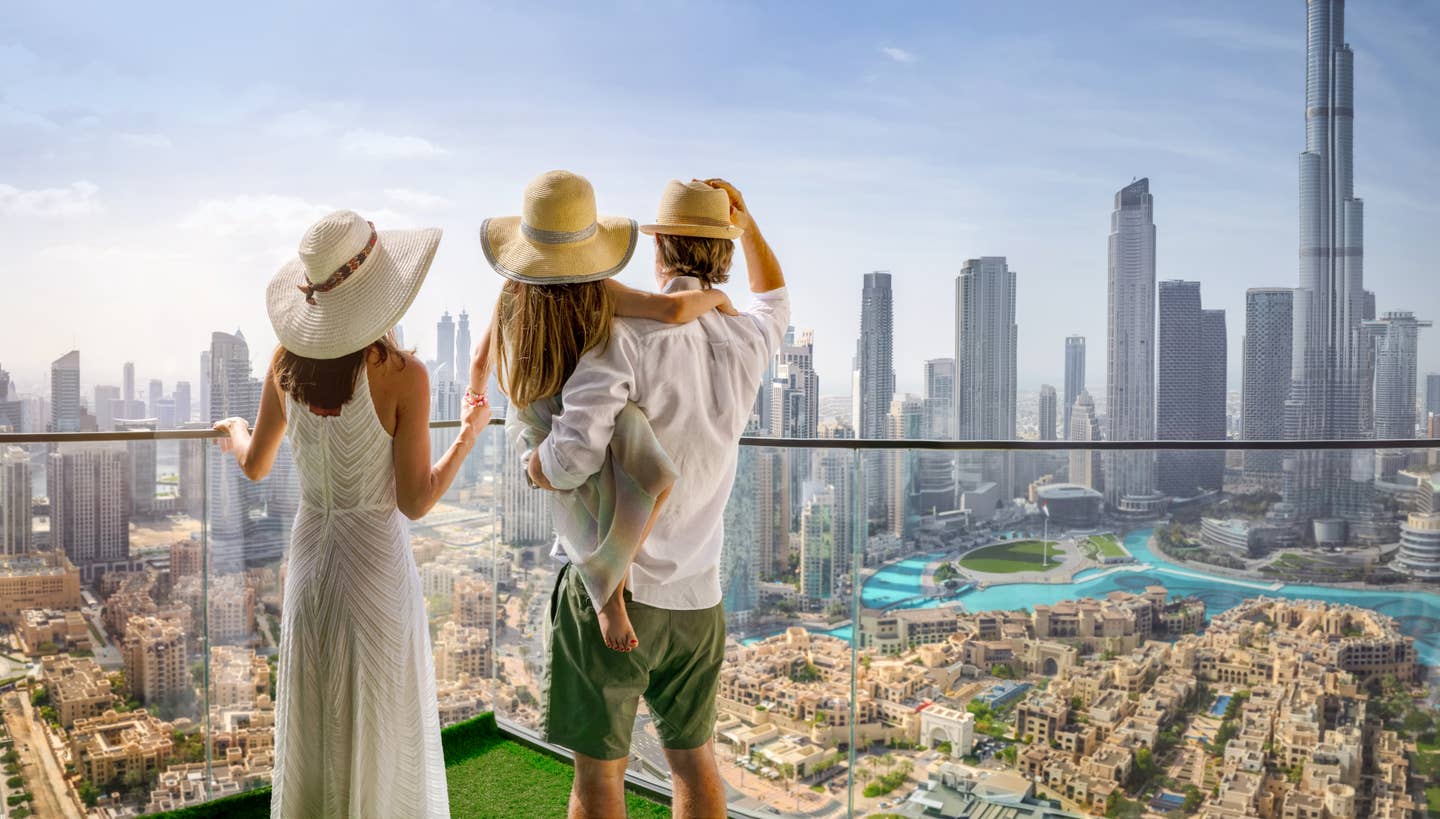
left=663, top=740, right=726, bottom=819
left=570, top=752, right=629, bottom=819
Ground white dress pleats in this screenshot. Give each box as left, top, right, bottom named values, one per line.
left=270, top=369, right=449, bottom=819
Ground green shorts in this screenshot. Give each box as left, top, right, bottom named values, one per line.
left=541, top=563, right=726, bottom=761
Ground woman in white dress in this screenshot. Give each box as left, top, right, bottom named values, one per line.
left=214, top=209, right=489, bottom=818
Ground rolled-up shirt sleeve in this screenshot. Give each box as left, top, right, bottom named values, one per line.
left=744, top=287, right=791, bottom=353
left=536, top=325, right=638, bottom=491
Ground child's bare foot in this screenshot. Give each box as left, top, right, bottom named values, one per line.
left=598, top=592, right=639, bottom=652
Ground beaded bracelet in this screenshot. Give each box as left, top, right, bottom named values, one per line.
left=463, top=388, right=488, bottom=409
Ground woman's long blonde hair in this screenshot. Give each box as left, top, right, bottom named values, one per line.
left=492, top=280, right=614, bottom=409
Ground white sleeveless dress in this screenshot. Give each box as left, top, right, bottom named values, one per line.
left=271, top=369, right=449, bottom=818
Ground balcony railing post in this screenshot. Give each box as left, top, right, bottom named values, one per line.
left=200, top=436, right=213, bottom=801
left=847, top=445, right=863, bottom=818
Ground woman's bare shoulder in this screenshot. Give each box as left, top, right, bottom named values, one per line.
left=369, top=348, right=427, bottom=389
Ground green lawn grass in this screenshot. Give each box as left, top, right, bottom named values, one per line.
left=1427, top=784, right=1440, bottom=815
left=153, top=713, right=670, bottom=819
left=1086, top=534, right=1127, bottom=558
left=960, top=540, right=1064, bottom=574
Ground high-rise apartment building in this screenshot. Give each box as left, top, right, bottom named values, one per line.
left=954, top=257, right=1017, bottom=441
left=123, top=361, right=136, bottom=408
left=721, top=433, right=759, bottom=622
left=456, top=309, right=471, bottom=377
left=1038, top=385, right=1058, bottom=442
left=1284, top=0, right=1376, bottom=537
left=116, top=419, right=157, bottom=518
left=856, top=272, right=894, bottom=519
left=436, top=310, right=456, bottom=384
left=93, top=385, right=120, bottom=432
left=1367, top=312, right=1431, bottom=478
left=1157, top=281, right=1226, bottom=496
left=955, top=256, right=1017, bottom=494
left=918, top=358, right=956, bottom=513
left=207, top=331, right=262, bottom=573
left=1063, top=336, right=1086, bottom=439
left=887, top=395, right=924, bottom=539
left=1105, top=179, right=1164, bottom=516
left=147, top=379, right=164, bottom=418
left=817, top=420, right=857, bottom=589
left=499, top=446, right=552, bottom=548
left=123, top=616, right=188, bottom=705
left=799, top=487, right=835, bottom=607
left=198, top=352, right=211, bottom=423
left=173, top=381, right=192, bottom=425
left=1367, top=312, right=1430, bottom=440
left=0, top=365, right=20, bottom=432
left=51, top=350, right=81, bottom=433
left=48, top=445, right=130, bottom=582
left=1242, top=289, right=1294, bottom=486
left=1425, top=374, right=1440, bottom=427
left=1068, top=391, right=1103, bottom=492
left=2, top=447, right=31, bottom=556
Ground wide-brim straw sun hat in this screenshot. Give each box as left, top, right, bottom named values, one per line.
left=640, top=179, right=744, bottom=240
left=480, top=170, right=637, bottom=285
left=267, top=209, right=441, bottom=359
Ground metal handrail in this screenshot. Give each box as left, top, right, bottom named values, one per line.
left=1, top=422, right=1438, bottom=451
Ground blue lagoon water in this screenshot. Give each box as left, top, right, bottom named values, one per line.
left=857, top=528, right=1440, bottom=665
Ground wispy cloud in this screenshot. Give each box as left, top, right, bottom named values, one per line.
left=178, top=194, right=415, bottom=237
left=385, top=188, right=452, bottom=209
left=1158, top=17, right=1298, bottom=53
left=880, top=46, right=917, bottom=64
left=340, top=129, right=447, bottom=159
left=117, top=132, right=172, bottom=149
left=267, top=108, right=334, bottom=138
left=178, top=194, right=336, bottom=236
left=0, top=181, right=102, bottom=216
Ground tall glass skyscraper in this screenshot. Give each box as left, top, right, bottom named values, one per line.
left=1156, top=281, right=1226, bottom=496
left=955, top=256, right=1016, bottom=494
left=1367, top=312, right=1431, bottom=477
left=1284, top=0, right=1375, bottom=535
left=1063, top=336, right=1085, bottom=440
left=1242, top=288, right=1294, bottom=487
left=856, top=272, right=894, bottom=519
left=1105, top=179, right=1165, bottom=516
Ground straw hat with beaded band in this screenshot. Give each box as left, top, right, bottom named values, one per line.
left=640, top=179, right=744, bottom=240
left=267, top=209, right=441, bottom=360
left=480, top=170, right=637, bottom=285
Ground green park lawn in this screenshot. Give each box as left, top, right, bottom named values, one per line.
left=959, top=540, right=1064, bottom=574
left=1086, top=534, right=1128, bottom=559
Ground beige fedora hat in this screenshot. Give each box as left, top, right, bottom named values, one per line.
left=640, top=179, right=744, bottom=240
left=267, top=210, right=440, bottom=359
left=480, top=170, right=637, bottom=284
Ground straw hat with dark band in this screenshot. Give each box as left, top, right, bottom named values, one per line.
left=480, top=170, right=637, bottom=284
left=267, top=210, right=441, bottom=360
left=640, top=179, right=744, bottom=240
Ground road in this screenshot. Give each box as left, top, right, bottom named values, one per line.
left=3, top=691, right=84, bottom=819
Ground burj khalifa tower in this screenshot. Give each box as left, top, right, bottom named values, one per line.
left=1284, top=0, right=1380, bottom=542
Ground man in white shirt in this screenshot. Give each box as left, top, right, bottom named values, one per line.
left=530, top=179, right=788, bottom=819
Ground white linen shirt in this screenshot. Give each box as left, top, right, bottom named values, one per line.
left=537, top=277, right=790, bottom=610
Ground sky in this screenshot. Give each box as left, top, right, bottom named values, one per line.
left=3, top=0, right=1439, bottom=403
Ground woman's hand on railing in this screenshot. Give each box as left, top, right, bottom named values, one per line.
left=212, top=417, right=250, bottom=454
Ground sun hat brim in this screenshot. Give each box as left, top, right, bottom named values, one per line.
left=640, top=222, right=744, bottom=240
left=480, top=215, right=637, bottom=285
left=267, top=228, right=441, bottom=360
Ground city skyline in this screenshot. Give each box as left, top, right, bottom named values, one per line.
left=4, top=3, right=1439, bottom=400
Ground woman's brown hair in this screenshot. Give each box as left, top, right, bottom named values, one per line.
left=274, top=333, right=406, bottom=411
left=493, top=280, right=613, bottom=409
